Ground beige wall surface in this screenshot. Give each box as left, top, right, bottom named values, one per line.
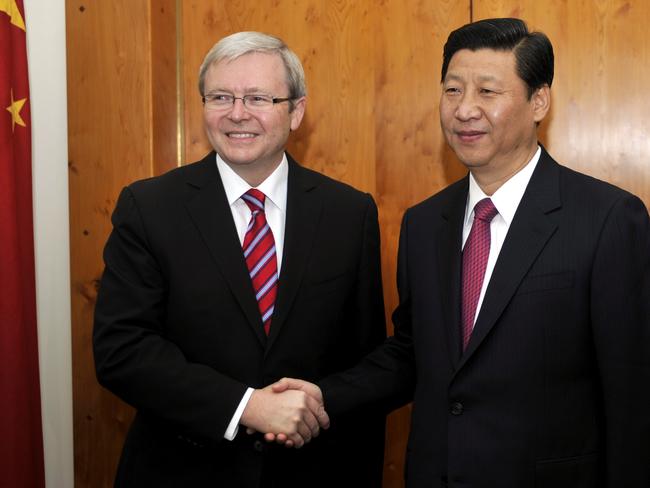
left=26, top=0, right=74, bottom=487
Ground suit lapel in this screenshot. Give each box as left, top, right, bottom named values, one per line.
left=183, top=153, right=267, bottom=345
left=266, top=156, right=322, bottom=352
left=457, top=149, right=562, bottom=369
left=437, top=180, right=469, bottom=368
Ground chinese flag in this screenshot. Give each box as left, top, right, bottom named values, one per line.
left=0, top=1, right=46, bottom=486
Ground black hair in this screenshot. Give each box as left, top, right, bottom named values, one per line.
left=441, top=18, right=554, bottom=99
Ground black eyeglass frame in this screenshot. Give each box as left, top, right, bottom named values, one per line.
left=201, top=94, right=292, bottom=108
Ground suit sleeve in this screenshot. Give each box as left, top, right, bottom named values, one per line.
left=590, top=194, right=650, bottom=485
left=320, top=208, right=416, bottom=416
left=351, top=194, right=388, bottom=355
left=93, top=187, right=247, bottom=441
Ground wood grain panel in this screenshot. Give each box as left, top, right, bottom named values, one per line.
left=474, top=0, right=650, bottom=209
left=151, top=0, right=180, bottom=173
left=67, top=1, right=155, bottom=486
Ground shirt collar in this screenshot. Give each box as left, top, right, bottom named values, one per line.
left=216, top=153, right=288, bottom=212
left=465, top=146, right=541, bottom=227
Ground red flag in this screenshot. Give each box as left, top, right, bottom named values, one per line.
left=0, top=1, right=46, bottom=486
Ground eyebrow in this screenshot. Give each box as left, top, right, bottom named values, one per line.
left=476, top=75, right=501, bottom=83
left=204, top=86, right=271, bottom=95
left=444, top=73, right=501, bottom=83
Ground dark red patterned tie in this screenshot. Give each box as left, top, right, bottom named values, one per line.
left=461, top=198, right=498, bottom=351
left=241, top=189, right=277, bottom=335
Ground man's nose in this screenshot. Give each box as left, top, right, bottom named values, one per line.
left=228, top=97, right=250, bottom=120
left=455, top=92, right=481, bottom=120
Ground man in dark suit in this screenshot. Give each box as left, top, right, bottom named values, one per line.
left=93, top=31, right=387, bottom=487
left=274, top=18, right=650, bottom=487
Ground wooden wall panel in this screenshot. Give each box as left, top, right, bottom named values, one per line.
left=151, top=0, right=180, bottom=174
left=67, top=1, right=176, bottom=486
left=474, top=0, right=650, bottom=208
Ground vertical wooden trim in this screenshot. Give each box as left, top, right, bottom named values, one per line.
left=176, top=0, right=184, bottom=166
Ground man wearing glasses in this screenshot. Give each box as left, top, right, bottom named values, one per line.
left=93, top=31, right=388, bottom=487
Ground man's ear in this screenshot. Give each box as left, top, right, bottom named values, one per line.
left=289, top=97, right=306, bottom=131
left=532, top=85, right=550, bottom=123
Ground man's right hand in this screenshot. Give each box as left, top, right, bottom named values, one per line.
left=240, top=381, right=329, bottom=448
left=260, top=378, right=329, bottom=447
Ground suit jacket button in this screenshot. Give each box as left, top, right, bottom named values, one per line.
left=450, top=402, right=464, bottom=415
left=253, top=440, right=264, bottom=452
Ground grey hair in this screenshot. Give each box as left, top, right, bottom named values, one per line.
left=198, top=31, right=306, bottom=108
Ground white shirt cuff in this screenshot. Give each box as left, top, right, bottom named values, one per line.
left=224, top=387, right=254, bottom=440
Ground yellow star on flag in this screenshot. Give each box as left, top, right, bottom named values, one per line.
left=0, top=0, right=26, bottom=30
left=6, top=89, right=27, bottom=131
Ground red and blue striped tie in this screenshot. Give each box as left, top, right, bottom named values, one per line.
left=241, top=189, right=278, bottom=335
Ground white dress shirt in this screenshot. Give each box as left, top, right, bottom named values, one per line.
left=215, top=153, right=289, bottom=440
left=217, top=154, right=287, bottom=271
left=461, top=146, right=541, bottom=331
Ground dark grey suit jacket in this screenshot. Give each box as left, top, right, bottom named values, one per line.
left=322, top=147, right=650, bottom=488
left=94, top=152, right=388, bottom=487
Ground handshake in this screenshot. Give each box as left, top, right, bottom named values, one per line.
left=240, top=378, right=330, bottom=448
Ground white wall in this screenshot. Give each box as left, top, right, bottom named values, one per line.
left=24, top=0, right=74, bottom=486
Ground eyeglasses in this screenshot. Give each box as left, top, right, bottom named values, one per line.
left=202, top=93, right=291, bottom=112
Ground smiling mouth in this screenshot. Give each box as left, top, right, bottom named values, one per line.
left=227, top=132, right=258, bottom=139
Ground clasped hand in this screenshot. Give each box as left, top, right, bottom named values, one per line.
left=240, top=378, right=329, bottom=448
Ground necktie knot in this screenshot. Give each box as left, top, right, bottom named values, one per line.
left=473, top=198, right=498, bottom=223
left=242, top=189, right=266, bottom=214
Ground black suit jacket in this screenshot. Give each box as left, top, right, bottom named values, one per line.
left=94, top=152, right=387, bottom=487
left=322, top=148, right=650, bottom=488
